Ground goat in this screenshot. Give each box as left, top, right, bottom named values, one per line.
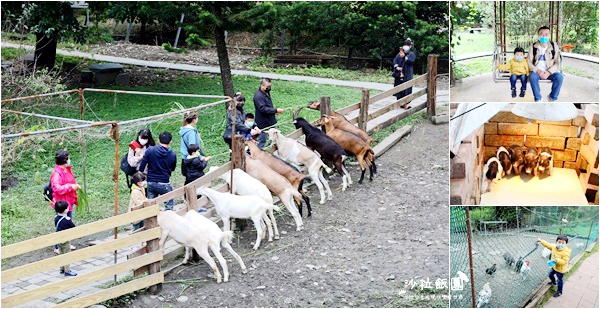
left=307, top=100, right=377, bottom=145
left=244, top=154, right=305, bottom=231
left=292, top=115, right=352, bottom=191
left=267, top=128, right=333, bottom=204
left=208, top=166, right=279, bottom=239
left=316, top=115, right=376, bottom=184
left=183, top=210, right=248, bottom=282
left=196, top=186, right=279, bottom=250
left=157, top=210, right=222, bottom=282
left=245, top=139, right=313, bottom=217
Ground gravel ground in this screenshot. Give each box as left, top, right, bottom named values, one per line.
left=126, top=119, right=450, bottom=308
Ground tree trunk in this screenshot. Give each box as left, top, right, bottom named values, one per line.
left=214, top=25, right=234, bottom=98
left=345, top=47, right=353, bottom=69
left=34, top=33, right=57, bottom=69
left=140, top=19, right=147, bottom=43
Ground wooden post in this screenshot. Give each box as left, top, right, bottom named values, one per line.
left=143, top=201, right=162, bottom=294
left=185, top=184, right=199, bottom=212
left=320, top=96, right=331, bottom=116
left=359, top=89, right=370, bottom=132
left=231, top=135, right=246, bottom=171
left=319, top=96, right=331, bottom=132
left=427, top=54, right=438, bottom=118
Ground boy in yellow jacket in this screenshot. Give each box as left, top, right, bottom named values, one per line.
left=495, top=47, right=529, bottom=98
left=538, top=235, right=571, bottom=298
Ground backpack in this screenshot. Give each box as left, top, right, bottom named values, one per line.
left=43, top=182, right=53, bottom=202
left=532, top=41, right=562, bottom=71
left=120, top=154, right=138, bottom=176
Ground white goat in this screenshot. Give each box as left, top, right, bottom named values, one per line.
left=157, top=210, right=222, bottom=283
left=196, top=186, right=279, bottom=250
left=183, top=210, right=247, bottom=282
left=244, top=154, right=304, bottom=231
left=268, top=128, right=333, bottom=204
left=208, top=166, right=279, bottom=239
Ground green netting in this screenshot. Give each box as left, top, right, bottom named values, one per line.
left=450, top=206, right=599, bottom=308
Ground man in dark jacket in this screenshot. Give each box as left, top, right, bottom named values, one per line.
left=253, top=77, right=284, bottom=148
left=139, top=131, right=177, bottom=210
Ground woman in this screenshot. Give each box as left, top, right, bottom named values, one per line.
left=127, top=128, right=155, bottom=174
left=223, top=92, right=261, bottom=148
left=179, top=110, right=208, bottom=176
left=393, top=39, right=417, bottom=108
left=51, top=149, right=81, bottom=254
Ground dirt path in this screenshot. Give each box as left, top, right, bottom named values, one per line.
left=127, top=119, right=449, bottom=308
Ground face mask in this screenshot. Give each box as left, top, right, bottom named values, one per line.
left=66, top=159, right=71, bottom=167
left=402, top=46, right=410, bottom=52
left=539, top=36, right=550, bottom=44
left=236, top=102, right=244, bottom=108
left=246, top=121, right=254, bottom=127
left=139, top=138, right=148, bottom=146
left=557, top=244, right=564, bottom=249
left=265, top=86, right=271, bottom=92
left=516, top=56, right=523, bottom=62
left=141, top=181, right=147, bottom=187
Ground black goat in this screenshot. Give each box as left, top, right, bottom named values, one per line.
left=292, top=116, right=352, bottom=191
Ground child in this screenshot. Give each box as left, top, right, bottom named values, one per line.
left=54, top=200, right=77, bottom=277
left=128, top=172, right=147, bottom=230
left=495, top=47, right=529, bottom=98
left=538, top=235, right=571, bottom=298
left=184, top=144, right=211, bottom=185
left=242, top=113, right=260, bottom=141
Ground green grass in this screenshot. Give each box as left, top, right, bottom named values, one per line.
left=1, top=69, right=387, bottom=247
left=452, top=57, right=491, bottom=79
left=452, top=30, right=494, bottom=56
left=535, top=242, right=598, bottom=307
left=245, top=55, right=392, bottom=83
left=1, top=46, right=27, bottom=61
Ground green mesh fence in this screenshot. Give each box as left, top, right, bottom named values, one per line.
left=450, top=206, right=599, bottom=308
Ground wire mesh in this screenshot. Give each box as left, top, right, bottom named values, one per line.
left=1, top=89, right=231, bottom=246
left=450, top=206, right=599, bottom=308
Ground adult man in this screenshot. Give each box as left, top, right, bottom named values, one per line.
left=527, top=26, right=563, bottom=102
left=392, top=39, right=417, bottom=108
left=139, top=131, right=177, bottom=210
left=253, top=77, right=284, bottom=149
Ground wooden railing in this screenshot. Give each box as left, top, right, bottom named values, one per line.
left=1, top=206, right=162, bottom=308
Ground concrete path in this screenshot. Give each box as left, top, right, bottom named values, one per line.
left=2, top=42, right=393, bottom=91
left=451, top=72, right=599, bottom=102
left=544, top=250, right=599, bottom=308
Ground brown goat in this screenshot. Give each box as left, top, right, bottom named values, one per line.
left=245, top=140, right=312, bottom=217
left=307, top=100, right=377, bottom=145
left=243, top=154, right=304, bottom=231
left=316, top=115, right=376, bottom=184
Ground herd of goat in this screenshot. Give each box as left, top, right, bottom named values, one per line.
left=157, top=102, right=379, bottom=282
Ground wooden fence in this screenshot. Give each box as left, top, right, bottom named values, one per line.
left=0, top=55, right=440, bottom=308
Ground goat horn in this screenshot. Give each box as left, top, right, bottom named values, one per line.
left=294, top=107, right=304, bottom=119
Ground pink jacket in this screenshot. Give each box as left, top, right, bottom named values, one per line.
left=50, top=165, right=78, bottom=211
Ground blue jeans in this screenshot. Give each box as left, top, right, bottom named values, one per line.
left=510, top=74, right=527, bottom=91
left=147, top=182, right=174, bottom=210
left=530, top=71, right=564, bottom=101
left=548, top=268, right=564, bottom=293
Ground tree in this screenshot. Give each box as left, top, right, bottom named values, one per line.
left=187, top=2, right=277, bottom=97
left=6, top=2, right=83, bottom=69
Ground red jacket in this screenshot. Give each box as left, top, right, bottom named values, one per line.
left=50, top=165, right=78, bottom=212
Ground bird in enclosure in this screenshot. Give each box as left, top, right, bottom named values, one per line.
left=515, top=257, right=524, bottom=272
left=520, top=260, right=531, bottom=281
left=503, top=252, right=515, bottom=267
left=485, top=264, right=497, bottom=275
left=476, top=282, right=492, bottom=308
